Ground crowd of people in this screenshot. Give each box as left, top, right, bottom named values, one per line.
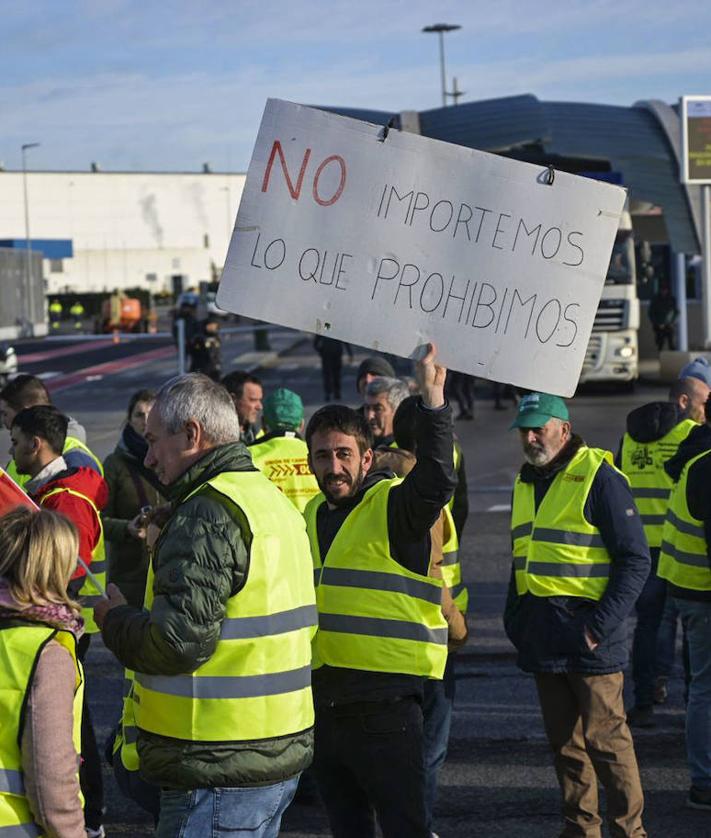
left=1, top=347, right=711, bottom=837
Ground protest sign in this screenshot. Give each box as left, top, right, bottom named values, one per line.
left=218, top=99, right=626, bottom=396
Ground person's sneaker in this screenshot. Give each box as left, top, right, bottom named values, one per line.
left=85, top=827, right=105, bottom=838
left=687, top=787, right=711, bottom=810
left=627, top=705, right=655, bottom=728
left=654, top=676, right=668, bottom=705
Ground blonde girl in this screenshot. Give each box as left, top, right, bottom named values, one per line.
left=0, top=507, right=85, bottom=838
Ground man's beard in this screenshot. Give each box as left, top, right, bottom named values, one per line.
left=321, top=465, right=365, bottom=506
left=523, top=442, right=552, bottom=466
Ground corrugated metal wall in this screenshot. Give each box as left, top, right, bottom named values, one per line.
left=0, top=248, right=45, bottom=334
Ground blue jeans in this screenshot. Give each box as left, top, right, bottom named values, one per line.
left=674, top=598, right=711, bottom=790
left=156, top=778, right=299, bottom=838
left=423, top=657, right=456, bottom=830
left=656, top=590, right=680, bottom=677
left=631, top=566, right=666, bottom=707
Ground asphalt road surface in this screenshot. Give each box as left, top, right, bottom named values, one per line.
left=3, top=333, right=705, bottom=836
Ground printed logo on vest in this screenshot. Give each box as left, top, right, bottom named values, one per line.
left=631, top=446, right=653, bottom=468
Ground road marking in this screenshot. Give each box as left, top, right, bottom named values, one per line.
left=487, top=504, right=511, bottom=512
left=18, top=340, right=111, bottom=364
left=46, top=346, right=176, bottom=394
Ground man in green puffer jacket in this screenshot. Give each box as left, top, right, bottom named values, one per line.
left=95, top=373, right=316, bottom=837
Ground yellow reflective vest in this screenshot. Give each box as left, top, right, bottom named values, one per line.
left=7, top=435, right=104, bottom=489
left=38, top=487, right=107, bottom=635
left=0, top=624, right=83, bottom=836
left=440, top=503, right=468, bottom=613
left=658, top=449, right=711, bottom=591
left=620, top=419, right=696, bottom=549
left=304, top=479, right=448, bottom=679
left=249, top=433, right=319, bottom=513
left=511, top=446, right=618, bottom=600
left=133, top=470, right=316, bottom=743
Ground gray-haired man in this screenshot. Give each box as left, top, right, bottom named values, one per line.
left=364, top=376, right=410, bottom=449
left=95, top=373, right=316, bottom=838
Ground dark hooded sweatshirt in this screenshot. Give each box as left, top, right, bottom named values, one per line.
left=663, top=422, right=711, bottom=602
left=614, top=401, right=691, bottom=566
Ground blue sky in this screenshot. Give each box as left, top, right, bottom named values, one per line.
left=2, top=0, right=710, bottom=172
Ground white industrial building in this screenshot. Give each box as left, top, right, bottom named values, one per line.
left=0, top=168, right=247, bottom=294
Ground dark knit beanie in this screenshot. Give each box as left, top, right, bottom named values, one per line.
left=356, top=356, right=396, bottom=389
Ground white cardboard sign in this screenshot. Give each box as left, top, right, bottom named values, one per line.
left=218, top=99, right=626, bottom=397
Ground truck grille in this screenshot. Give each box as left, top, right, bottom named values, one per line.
left=592, top=299, right=625, bottom=332
left=583, top=335, right=603, bottom=373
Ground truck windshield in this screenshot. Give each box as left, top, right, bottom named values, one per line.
left=606, top=237, right=635, bottom=285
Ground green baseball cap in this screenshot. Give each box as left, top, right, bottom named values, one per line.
left=510, top=392, right=569, bottom=430
left=263, top=388, right=304, bottom=431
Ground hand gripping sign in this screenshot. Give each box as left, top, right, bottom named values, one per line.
left=218, top=99, right=626, bottom=397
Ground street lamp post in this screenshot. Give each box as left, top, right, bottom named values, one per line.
left=21, top=142, right=40, bottom=332
left=422, top=23, right=461, bottom=107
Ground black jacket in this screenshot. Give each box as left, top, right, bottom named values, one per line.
left=312, top=400, right=456, bottom=705
left=504, top=436, right=650, bottom=675
left=663, top=423, right=711, bottom=602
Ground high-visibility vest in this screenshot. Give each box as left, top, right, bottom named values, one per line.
left=112, top=671, right=140, bottom=772
left=7, top=435, right=104, bottom=489
left=69, top=303, right=85, bottom=316
left=49, top=301, right=62, bottom=314
left=510, top=446, right=618, bottom=600
left=620, top=419, right=696, bottom=549
left=249, top=433, right=319, bottom=513
left=658, top=449, right=711, bottom=591
left=133, top=471, right=316, bottom=743
left=304, top=479, right=448, bottom=679
left=440, top=503, right=468, bottom=613
left=0, top=623, right=83, bottom=836
left=39, top=487, right=106, bottom=634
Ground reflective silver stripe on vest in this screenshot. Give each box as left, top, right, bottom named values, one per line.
left=513, top=556, right=526, bottom=571
left=441, top=551, right=459, bottom=567
left=532, top=528, right=605, bottom=548
left=0, top=825, right=42, bottom=837
left=449, top=582, right=468, bottom=601
left=319, top=566, right=441, bottom=606
left=660, top=541, right=709, bottom=568
left=81, top=559, right=107, bottom=575
left=640, top=514, right=666, bottom=526
left=0, top=768, right=24, bottom=795
left=135, top=664, right=311, bottom=700
left=632, top=487, right=670, bottom=499
left=220, top=605, right=317, bottom=639
left=511, top=522, right=533, bottom=540
left=667, top=510, right=706, bottom=539
left=123, top=725, right=138, bottom=745
left=319, top=612, right=448, bottom=645
left=527, top=561, right=610, bottom=578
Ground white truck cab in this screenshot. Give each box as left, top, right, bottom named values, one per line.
left=579, top=209, right=639, bottom=385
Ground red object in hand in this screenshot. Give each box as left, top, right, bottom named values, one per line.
left=0, top=468, right=38, bottom=515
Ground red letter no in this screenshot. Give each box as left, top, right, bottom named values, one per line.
left=261, top=141, right=346, bottom=206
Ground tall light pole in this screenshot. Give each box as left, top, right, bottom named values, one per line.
left=21, top=142, right=40, bottom=330
left=422, top=23, right=461, bottom=107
